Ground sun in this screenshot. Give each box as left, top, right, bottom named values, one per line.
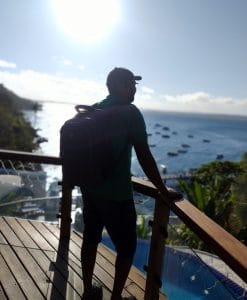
left=52, top=0, right=120, bottom=43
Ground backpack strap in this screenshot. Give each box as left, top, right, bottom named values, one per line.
left=75, top=105, right=95, bottom=113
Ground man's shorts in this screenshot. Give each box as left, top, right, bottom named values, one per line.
left=82, top=195, right=137, bottom=259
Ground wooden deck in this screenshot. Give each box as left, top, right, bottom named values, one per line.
left=0, top=216, right=166, bottom=299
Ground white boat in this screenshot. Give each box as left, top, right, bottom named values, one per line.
left=0, top=174, right=22, bottom=198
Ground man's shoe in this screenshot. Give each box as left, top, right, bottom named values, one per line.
left=82, top=282, right=103, bottom=300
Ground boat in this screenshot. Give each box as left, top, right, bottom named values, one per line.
left=181, top=143, right=190, bottom=148
left=188, top=134, right=194, bottom=138
left=167, top=152, right=178, bottom=157
left=162, top=134, right=170, bottom=138
left=172, top=131, right=178, bottom=135
left=178, top=149, right=187, bottom=154
left=162, top=126, right=170, bottom=131
left=203, top=139, right=211, bottom=143
left=216, top=154, right=224, bottom=160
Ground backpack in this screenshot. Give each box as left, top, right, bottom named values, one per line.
left=60, top=104, right=129, bottom=189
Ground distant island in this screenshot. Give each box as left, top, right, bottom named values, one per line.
left=0, top=83, right=42, bottom=111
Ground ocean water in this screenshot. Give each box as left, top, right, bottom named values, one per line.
left=27, top=102, right=247, bottom=179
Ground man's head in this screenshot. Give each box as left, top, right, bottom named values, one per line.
left=106, top=67, right=142, bottom=103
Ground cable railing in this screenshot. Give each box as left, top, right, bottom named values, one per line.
left=0, top=149, right=246, bottom=300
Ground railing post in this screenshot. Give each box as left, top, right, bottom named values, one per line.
left=59, top=181, right=72, bottom=241
left=144, top=193, right=170, bottom=300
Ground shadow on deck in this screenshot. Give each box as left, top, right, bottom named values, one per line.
left=0, top=216, right=166, bottom=299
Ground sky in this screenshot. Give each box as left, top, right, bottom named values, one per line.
left=0, top=0, right=247, bottom=116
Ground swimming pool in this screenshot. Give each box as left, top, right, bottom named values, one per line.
left=101, top=237, right=246, bottom=300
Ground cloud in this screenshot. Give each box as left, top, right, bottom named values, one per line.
left=136, top=91, right=247, bottom=116
left=141, top=86, right=154, bottom=94
left=0, top=67, right=247, bottom=116
left=52, top=56, right=85, bottom=71
left=52, top=56, right=72, bottom=66
left=0, top=59, right=17, bottom=69
left=77, top=64, right=85, bottom=71
left=0, top=69, right=105, bottom=104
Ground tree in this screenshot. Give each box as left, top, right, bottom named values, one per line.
left=0, top=86, right=44, bottom=212
left=0, top=89, right=40, bottom=151
left=176, top=161, right=243, bottom=250
left=233, top=153, right=247, bottom=244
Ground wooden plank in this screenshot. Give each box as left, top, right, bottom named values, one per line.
left=98, top=243, right=147, bottom=289
left=31, top=221, right=83, bottom=279
left=30, top=220, right=60, bottom=250
left=0, top=217, right=23, bottom=247
left=13, top=246, right=55, bottom=298
left=0, top=231, right=7, bottom=244
left=0, top=149, right=61, bottom=165
left=47, top=225, right=142, bottom=299
left=72, top=230, right=147, bottom=291
left=132, top=176, right=158, bottom=198
left=66, top=269, right=82, bottom=300
left=0, top=245, right=44, bottom=299
left=4, top=217, right=39, bottom=249
left=21, top=222, right=83, bottom=300
left=0, top=253, right=26, bottom=299
left=43, top=223, right=132, bottom=297
left=17, top=218, right=54, bottom=251
left=71, top=231, right=163, bottom=299
left=29, top=248, right=69, bottom=299
left=0, top=284, right=8, bottom=300
left=45, top=249, right=83, bottom=298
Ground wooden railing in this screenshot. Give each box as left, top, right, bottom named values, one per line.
left=0, top=149, right=247, bottom=300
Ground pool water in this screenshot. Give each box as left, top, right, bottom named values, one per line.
left=101, top=237, right=245, bottom=300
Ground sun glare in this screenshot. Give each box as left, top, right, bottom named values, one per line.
left=52, top=0, right=120, bottom=43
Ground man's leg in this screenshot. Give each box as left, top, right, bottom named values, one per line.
left=104, top=200, right=137, bottom=300
left=80, top=193, right=103, bottom=297
left=81, top=241, right=98, bottom=295
left=111, top=254, right=134, bottom=300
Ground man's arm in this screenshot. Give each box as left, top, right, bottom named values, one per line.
left=134, top=141, right=183, bottom=200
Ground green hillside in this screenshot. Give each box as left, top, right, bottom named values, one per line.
left=0, top=84, right=42, bottom=111
left=0, top=84, right=43, bottom=151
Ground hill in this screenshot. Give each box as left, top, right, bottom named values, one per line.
left=0, top=84, right=42, bottom=111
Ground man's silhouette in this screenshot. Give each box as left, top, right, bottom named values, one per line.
left=80, top=67, right=182, bottom=300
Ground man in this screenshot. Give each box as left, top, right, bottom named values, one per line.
left=81, top=67, right=182, bottom=300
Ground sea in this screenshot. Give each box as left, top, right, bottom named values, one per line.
left=25, top=101, right=247, bottom=178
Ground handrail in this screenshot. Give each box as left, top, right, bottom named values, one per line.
left=0, top=149, right=61, bottom=165
left=0, top=149, right=246, bottom=289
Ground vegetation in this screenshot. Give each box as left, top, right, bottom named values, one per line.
left=173, top=157, right=247, bottom=250
left=232, top=153, right=247, bottom=244
left=0, top=84, right=42, bottom=151
left=0, top=84, right=44, bottom=214
left=136, top=215, right=151, bottom=239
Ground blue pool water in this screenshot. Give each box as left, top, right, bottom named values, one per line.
left=102, top=237, right=245, bottom=300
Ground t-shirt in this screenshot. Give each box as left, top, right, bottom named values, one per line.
left=84, top=95, right=147, bottom=202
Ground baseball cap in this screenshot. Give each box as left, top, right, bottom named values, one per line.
left=106, top=67, right=142, bottom=87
